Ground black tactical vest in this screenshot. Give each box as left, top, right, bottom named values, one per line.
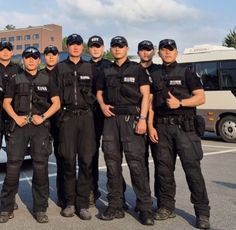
left=13, top=72, right=50, bottom=115
left=151, top=64, right=195, bottom=117
left=57, top=62, right=95, bottom=109
left=103, top=62, right=142, bottom=107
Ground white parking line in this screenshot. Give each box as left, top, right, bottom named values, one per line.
left=1, top=146, right=235, bottom=185
left=202, top=144, right=236, bottom=149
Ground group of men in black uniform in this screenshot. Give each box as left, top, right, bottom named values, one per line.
left=0, top=34, right=210, bottom=229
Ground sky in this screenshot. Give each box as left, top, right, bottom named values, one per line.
left=0, top=0, right=235, bottom=55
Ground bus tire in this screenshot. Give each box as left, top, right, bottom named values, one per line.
left=218, top=115, right=236, bottom=143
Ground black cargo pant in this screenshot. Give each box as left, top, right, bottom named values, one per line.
left=145, top=136, right=159, bottom=200
left=91, top=106, right=104, bottom=195
left=0, top=123, right=52, bottom=213
left=102, top=115, right=152, bottom=211
left=58, top=109, right=96, bottom=210
left=153, top=123, right=210, bottom=217
left=50, top=116, right=65, bottom=206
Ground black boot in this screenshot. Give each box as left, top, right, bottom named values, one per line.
left=196, top=215, right=210, bottom=229
left=100, top=207, right=125, bottom=221
left=139, top=211, right=154, bottom=225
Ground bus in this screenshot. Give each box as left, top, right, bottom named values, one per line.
left=133, top=44, right=236, bottom=143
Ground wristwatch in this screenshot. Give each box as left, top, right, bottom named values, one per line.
left=139, top=115, right=147, bottom=120
left=41, top=114, right=46, bottom=120
left=179, top=100, right=183, bottom=107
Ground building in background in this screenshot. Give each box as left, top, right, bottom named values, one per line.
left=0, top=24, right=62, bottom=55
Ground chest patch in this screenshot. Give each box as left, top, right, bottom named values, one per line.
left=169, top=80, right=182, bottom=86
left=123, top=77, right=135, bottom=83
left=37, top=86, right=48, bottom=91
left=80, top=75, right=90, bottom=80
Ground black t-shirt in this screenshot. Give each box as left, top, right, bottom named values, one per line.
left=0, top=61, right=23, bottom=91
left=96, top=59, right=150, bottom=91
left=90, top=58, right=111, bottom=94
left=5, top=70, right=59, bottom=99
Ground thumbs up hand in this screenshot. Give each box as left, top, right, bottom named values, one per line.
left=166, top=91, right=181, bottom=109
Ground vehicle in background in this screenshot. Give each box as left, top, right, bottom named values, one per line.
left=179, top=45, right=236, bottom=143
left=131, top=44, right=236, bottom=143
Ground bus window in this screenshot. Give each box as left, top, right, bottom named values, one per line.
left=220, top=60, right=236, bottom=89
left=195, top=62, right=218, bottom=90
left=179, top=62, right=193, bottom=71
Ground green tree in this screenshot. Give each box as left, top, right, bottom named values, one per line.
left=223, top=27, right=236, bottom=48
left=103, top=50, right=114, bottom=61
left=62, top=37, right=67, bottom=52
left=5, top=24, right=15, bottom=30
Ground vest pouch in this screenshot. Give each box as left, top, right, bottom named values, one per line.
left=194, top=115, right=205, bottom=137
left=80, top=88, right=96, bottom=106
left=120, top=83, right=142, bottom=105
left=15, top=83, right=30, bottom=114
left=153, top=81, right=166, bottom=107
left=106, top=76, right=119, bottom=104
left=63, top=77, right=74, bottom=105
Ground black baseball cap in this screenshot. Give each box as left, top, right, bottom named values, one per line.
left=87, top=35, right=104, bottom=47
left=138, top=40, right=154, bottom=51
left=22, top=46, right=40, bottom=59
left=158, top=39, right=177, bottom=50
left=44, top=45, right=59, bottom=55
left=0, top=41, right=13, bottom=51
left=66, top=34, right=83, bottom=46
left=110, top=36, right=128, bottom=47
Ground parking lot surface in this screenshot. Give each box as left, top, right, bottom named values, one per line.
left=0, top=133, right=236, bottom=230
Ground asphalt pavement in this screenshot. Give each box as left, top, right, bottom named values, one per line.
left=0, top=133, right=236, bottom=230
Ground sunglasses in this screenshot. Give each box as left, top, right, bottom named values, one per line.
left=23, top=47, right=40, bottom=59
left=44, top=46, right=58, bottom=55
left=0, top=41, right=13, bottom=51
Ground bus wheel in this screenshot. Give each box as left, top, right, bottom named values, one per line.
left=218, top=116, right=236, bottom=143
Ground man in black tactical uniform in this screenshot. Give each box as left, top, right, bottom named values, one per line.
left=51, top=34, right=97, bottom=220
left=87, top=35, right=111, bottom=205
left=0, top=41, right=23, bottom=213
left=96, top=36, right=154, bottom=226
left=42, top=45, right=64, bottom=208
left=137, top=39, right=160, bottom=206
left=148, top=39, right=210, bottom=229
left=0, top=41, right=22, bottom=146
left=0, top=46, right=60, bottom=223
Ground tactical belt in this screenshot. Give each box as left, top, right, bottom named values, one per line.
left=156, top=116, right=184, bottom=125
left=63, top=107, right=90, bottom=116
left=156, top=115, right=196, bottom=132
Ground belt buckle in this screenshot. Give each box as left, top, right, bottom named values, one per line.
left=169, top=117, right=175, bottom=125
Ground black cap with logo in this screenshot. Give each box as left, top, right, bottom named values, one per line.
left=0, top=41, right=13, bottom=51
left=110, top=36, right=128, bottom=47
left=44, top=45, right=59, bottom=55
left=87, top=35, right=104, bottom=47
left=138, top=40, right=154, bottom=51
left=66, top=34, right=83, bottom=46
left=158, top=39, right=177, bottom=50
left=22, top=46, right=41, bottom=59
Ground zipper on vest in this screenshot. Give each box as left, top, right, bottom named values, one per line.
left=29, top=82, right=33, bottom=118
left=74, top=71, right=78, bottom=106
